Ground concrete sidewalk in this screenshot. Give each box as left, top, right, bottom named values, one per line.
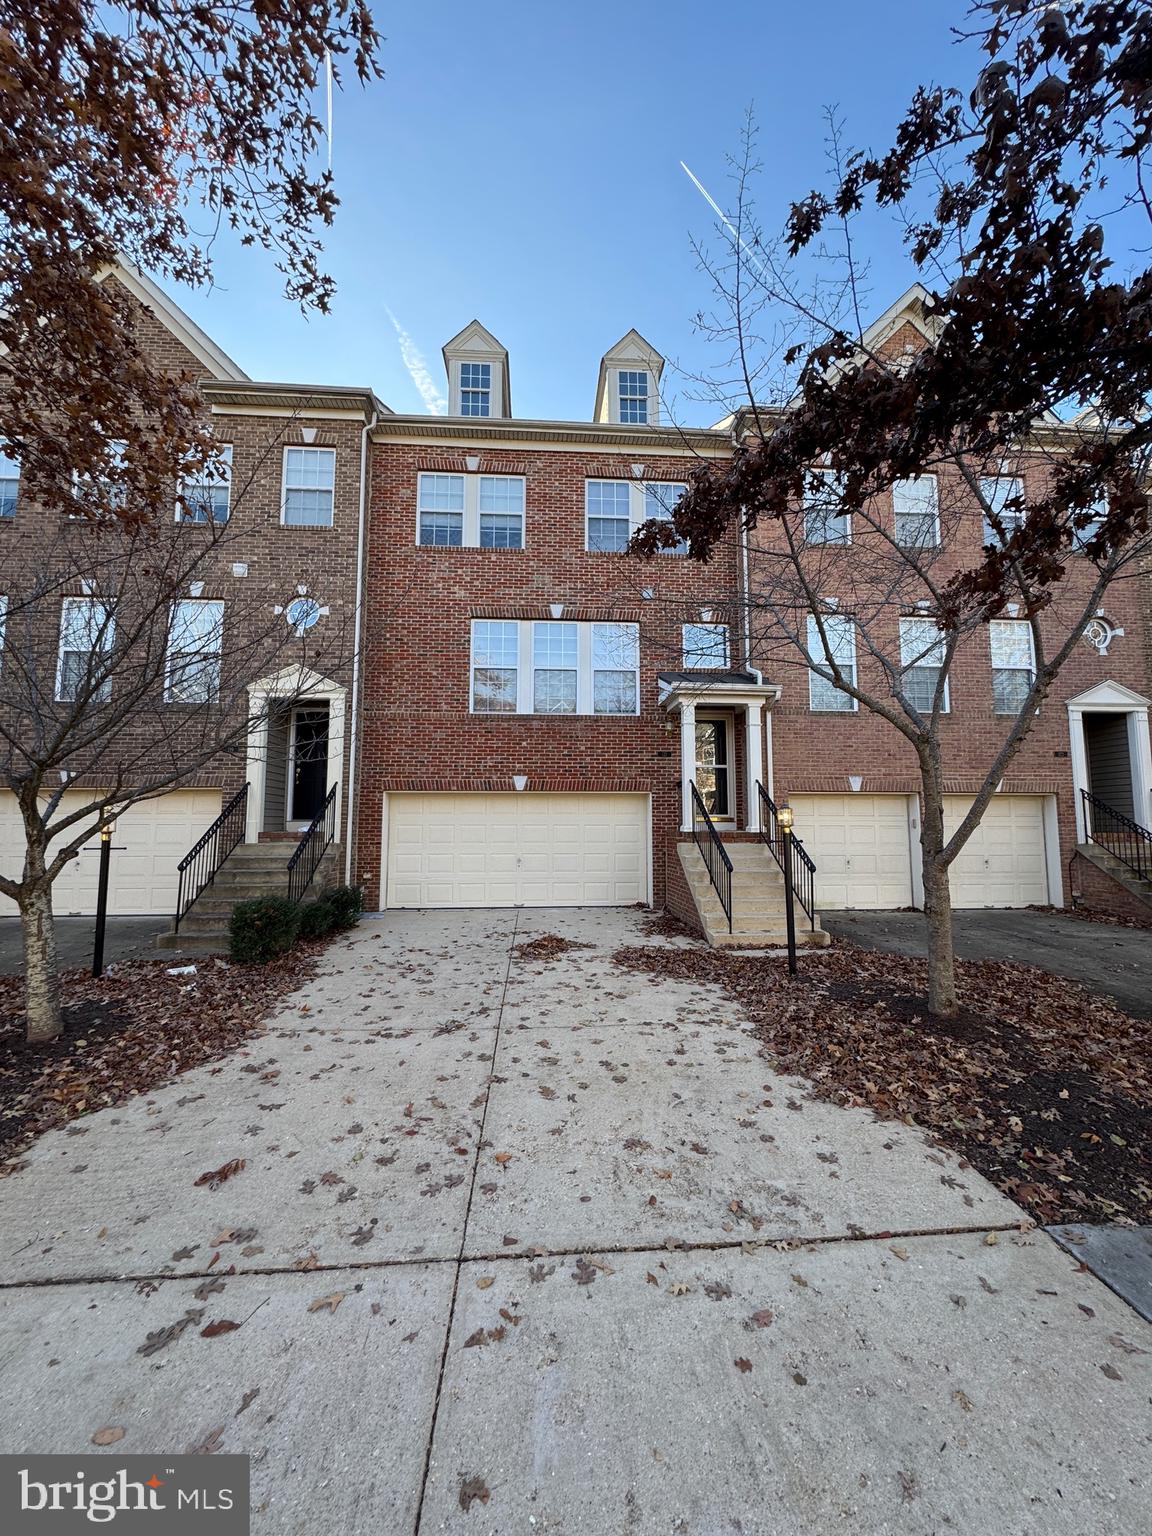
left=1, top=908, right=1148, bottom=1534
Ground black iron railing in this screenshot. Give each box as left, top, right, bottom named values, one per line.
left=1081, top=788, right=1152, bottom=883
left=173, top=782, right=249, bottom=932
left=756, top=782, right=817, bottom=927
left=287, top=783, right=338, bottom=904
left=690, top=781, right=733, bottom=932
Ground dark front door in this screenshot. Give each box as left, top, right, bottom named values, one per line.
left=290, top=705, right=329, bottom=822
left=695, top=718, right=731, bottom=818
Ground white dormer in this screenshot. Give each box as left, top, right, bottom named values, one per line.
left=594, top=330, right=665, bottom=426
left=442, top=321, right=510, bottom=419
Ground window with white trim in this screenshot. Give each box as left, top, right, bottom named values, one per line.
left=459, top=362, right=492, bottom=417
left=73, top=441, right=128, bottom=514
left=899, top=617, right=949, bottom=714
left=618, top=370, right=650, bottom=424
left=1075, top=495, right=1108, bottom=550
left=417, top=473, right=525, bottom=549
left=282, top=447, right=335, bottom=527
left=585, top=480, right=687, bottom=553
left=989, top=619, right=1035, bottom=714
left=179, top=445, right=232, bottom=524
left=0, top=449, right=19, bottom=518
left=806, top=613, right=857, bottom=712
left=980, top=475, right=1024, bottom=545
left=893, top=475, right=939, bottom=549
left=166, top=599, right=224, bottom=702
left=803, top=468, right=850, bottom=544
left=682, top=623, right=729, bottom=668
left=56, top=596, right=114, bottom=702
left=470, top=620, right=640, bottom=715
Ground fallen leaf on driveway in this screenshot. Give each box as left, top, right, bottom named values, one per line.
left=137, top=1309, right=204, bottom=1357
left=189, top=1427, right=225, bottom=1455
left=91, top=1427, right=125, bottom=1446
left=308, top=1293, right=345, bottom=1315
left=458, top=1476, right=490, bottom=1512
left=953, top=1389, right=975, bottom=1412
left=748, top=1309, right=774, bottom=1329
left=201, top=1320, right=242, bottom=1338
left=1108, top=1334, right=1148, bottom=1355
left=890, top=1246, right=909, bottom=1261
left=734, top=1357, right=753, bottom=1373
left=475, top=1277, right=495, bottom=1290
left=493, top=1152, right=513, bottom=1165
left=1100, top=1362, right=1123, bottom=1381
left=194, top=1159, right=245, bottom=1190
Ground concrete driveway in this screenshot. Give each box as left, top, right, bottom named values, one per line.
left=0, top=915, right=186, bottom=974
left=1, top=908, right=1148, bottom=1534
left=821, top=907, right=1152, bottom=1018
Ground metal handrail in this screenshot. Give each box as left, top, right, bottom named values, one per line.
left=1081, top=788, right=1152, bottom=883
left=756, top=782, right=817, bottom=927
left=287, top=783, right=338, bottom=904
left=690, top=781, right=733, bottom=933
left=173, top=782, right=249, bottom=932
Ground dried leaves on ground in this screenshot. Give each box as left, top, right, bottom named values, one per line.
left=0, top=950, right=319, bottom=1171
left=512, top=934, right=594, bottom=961
left=613, top=940, right=1152, bottom=1227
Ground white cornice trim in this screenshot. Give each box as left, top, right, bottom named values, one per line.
left=371, top=417, right=726, bottom=455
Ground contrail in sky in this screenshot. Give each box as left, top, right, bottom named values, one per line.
left=680, top=161, right=770, bottom=282
left=385, top=308, right=448, bottom=415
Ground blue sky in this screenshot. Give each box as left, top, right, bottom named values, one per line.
left=176, top=1, right=972, bottom=424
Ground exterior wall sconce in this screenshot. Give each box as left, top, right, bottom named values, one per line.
left=848, top=775, right=863, bottom=792
left=549, top=603, right=564, bottom=619
left=631, top=463, right=645, bottom=479
left=513, top=774, right=528, bottom=792
left=465, top=455, right=480, bottom=472
left=300, top=426, right=318, bottom=445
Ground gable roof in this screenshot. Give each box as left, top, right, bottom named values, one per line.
left=594, top=329, right=665, bottom=422
left=98, top=260, right=249, bottom=381
left=441, top=319, right=511, bottom=415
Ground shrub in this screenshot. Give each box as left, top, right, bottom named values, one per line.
left=297, top=898, right=338, bottom=941
left=325, top=884, right=363, bottom=931
left=229, top=895, right=301, bottom=965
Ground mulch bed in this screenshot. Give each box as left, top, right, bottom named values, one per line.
left=613, top=939, right=1152, bottom=1227
left=0, top=948, right=320, bottom=1173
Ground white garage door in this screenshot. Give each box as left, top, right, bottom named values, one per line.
left=944, top=795, right=1049, bottom=907
left=789, top=795, right=915, bottom=910
left=385, top=792, right=649, bottom=908
left=0, top=790, right=223, bottom=916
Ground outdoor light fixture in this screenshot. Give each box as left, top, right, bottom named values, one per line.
left=776, top=803, right=797, bottom=976
left=777, top=803, right=794, bottom=832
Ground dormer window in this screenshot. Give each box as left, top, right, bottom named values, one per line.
left=618, top=371, right=650, bottom=425
left=459, top=362, right=492, bottom=417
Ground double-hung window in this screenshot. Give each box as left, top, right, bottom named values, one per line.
left=0, top=449, right=19, bottom=518
left=73, top=441, right=128, bottom=515
left=56, top=596, right=114, bottom=702
left=899, top=618, right=949, bottom=714
left=471, top=620, right=640, bottom=715
left=179, top=445, right=233, bottom=523
left=417, top=473, right=525, bottom=549
left=893, top=476, right=939, bottom=549
left=459, top=362, right=492, bottom=417
left=682, top=623, right=729, bottom=668
left=282, top=447, right=335, bottom=527
left=803, top=468, right=850, bottom=544
left=806, top=613, right=857, bottom=712
left=1075, top=496, right=1108, bottom=550
left=166, top=599, right=225, bottom=702
left=990, top=620, right=1035, bottom=714
left=585, top=480, right=687, bottom=553
left=618, top=371, right=650, bottom=424
left=980, top=475, right=1024, bottom=545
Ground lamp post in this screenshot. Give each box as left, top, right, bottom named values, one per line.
left=91, top=820, right=115, bottom=979
left=777, top=802, right=798, bottom=978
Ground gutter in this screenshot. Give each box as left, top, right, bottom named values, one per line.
left=344, top=406, right=379, bottom=883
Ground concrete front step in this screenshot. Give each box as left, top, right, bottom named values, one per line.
left=154, top=929, right=229, bottom=952
left=678, top=842, right=828, bottom=949
left=154, top=843, right=343, bottom=950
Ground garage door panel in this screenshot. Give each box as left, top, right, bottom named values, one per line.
left=789, top=795, right=914, bottom=911
left=944, top=796, right=1048, bottom=907
left=385, top=793, right=649, bottom=908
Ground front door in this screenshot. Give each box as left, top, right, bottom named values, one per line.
left=695, top=717, right=732, bottom=819
left=289, top=704, right=330, bottom=824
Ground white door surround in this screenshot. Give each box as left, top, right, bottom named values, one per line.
left=662, top=680, right=779, bottom=832
left=1066, top=681, right=1152, bottom=841
left=246, top=667, right=346, bottom=845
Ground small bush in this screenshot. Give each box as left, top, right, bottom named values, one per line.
left=297, top=898, right=338, bottom=941
left=229, top=896, right=301, bottom=965
left=325, top=884, right=363, bottom=931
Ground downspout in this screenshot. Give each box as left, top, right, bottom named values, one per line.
left=344, top=405, right=379, bottom=884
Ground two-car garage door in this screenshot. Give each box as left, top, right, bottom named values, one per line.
left=385, top=792, right=649, bottom=908
left=789, top=793, right=1051, bottom=910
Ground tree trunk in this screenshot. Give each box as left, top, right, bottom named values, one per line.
left=20, top=880, right=62, bottom=1043
left=918, top=757, right=958, bottom=1018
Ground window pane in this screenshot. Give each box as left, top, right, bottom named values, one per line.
left=903, top=666, right=942, bottom=713
left=981, top=476, right=1024, bottom=544
left=478, top=477, right=524, bottom=549
left=534, top=669, right=578, bottom=712
left=593, top=671, right=637, bottom=714
left=284, top=489, right=334, bottom=526
left=619, top=370, right=649, bottom=424
left=419, top=510, right=463, bottom=546
left=587, top=517, right=629, bottom=553
left=807, top=614, right=855, bottom=710
left=592, top=622, right=638, bottom=670
left=479, top=514, right=522, bottom=549
left=893, top=476, right=938, bottom=547
left=683, top=623, right=728, bottom=668
left=182, top=445, right=232, bottom=523
left=472, top=620, right=518, bottom=712
left=473, top=668, right=517, bottom=712
left=899, top=618, right=945, bottom=668
left=0, top=449, right=19, bottom=518
left=419, top=474, right=465, bottom=509
left=478, top=477, right=523, bottom=513
left=533, top=622, right=578, bottom=668
left=586, top=480, right=630, bottom=550
left=804, top=470, right=850, bottom=544
left=643, top=483, right=687, bottom=553
left=284, top=449, right=335, bottom=526
left=993, top=668, right=1032, bottom=714
left=989, top=620, right=1032, bottom=669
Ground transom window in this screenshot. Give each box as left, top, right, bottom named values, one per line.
left=471, top=619, right=640, bottom=715
left=803, top=468, right=850, bottom=545
left=682, top=623, right=729, bottom=669
left=806, top=613, right=857, bottom=712
left=282, top=447, right=335, bottom=527
left=57, top=596, right=114, bottom=703
left=417, top=473, right=525, bottom=549
left=166, top=599, right=225, bottom=702
left=618, top=370, right=650, bottom=424
left=585, top=480, right=687, bottom=554
left=459, top=362, right=492, bottom=417
left=989, top=619, right=1035, bottom=714
left=179, top=445, right=232, bottom=524
left=980, top=475, right=1025, bottom=545
left=899, top=617, right=949, bottom=714
left=0, top=449, right=19, bottom=518
left=893, top=476, right=939, bottom=549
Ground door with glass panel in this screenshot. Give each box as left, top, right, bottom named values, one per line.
left=694, top=718, right=732, bottom=819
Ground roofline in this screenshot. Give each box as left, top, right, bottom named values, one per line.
left=101, top=261, right=250, bottom=382
left=202, top=379, right=389, bottom=418
left=369, top=414, right=728, bottom=454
